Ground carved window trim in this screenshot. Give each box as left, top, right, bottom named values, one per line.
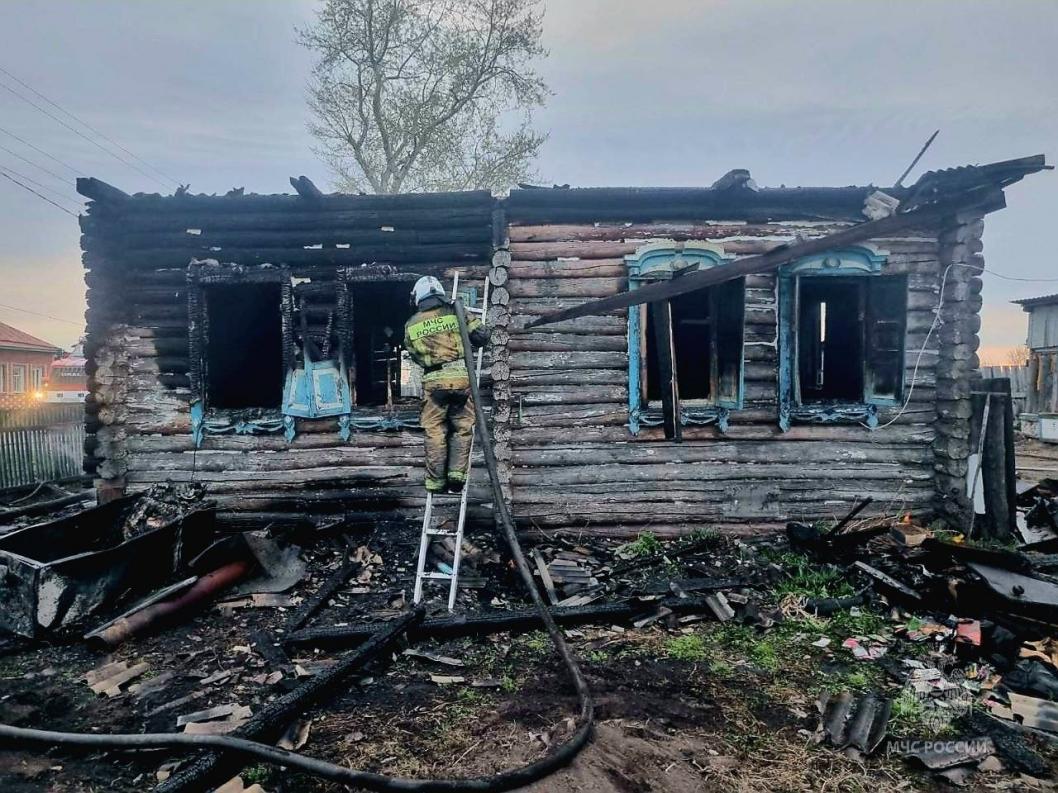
left=776, top=244, right=906, bottom=431
left=624, top=241, right=743, bottom=435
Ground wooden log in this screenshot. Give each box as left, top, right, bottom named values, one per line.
left=507, top=277, right=624, bottom=299
left=81, top=205, right=494, bottom=234
left=285, top=595, right=714, bottom=651
left=512, top=385, right=629, bottom=406
left=83, top=243, right=490, bottom=270
left=508, top=260, right=627, bottom=279
left=506, top=222, right=851, bottom=244
left=85, top=225, right=492, bottom=251
left=512, top=442, right=931, bottom=467
left=508, top=334, right=627, bottom=353
left=509, top=369, right=628, bottom=387
left=509, top=351, right=627, bottom=370
left=510, top=462, right=933, bottom=487
left=90, top=188, right=491, bottom=215
left=509, top=422, right=936, bottom=446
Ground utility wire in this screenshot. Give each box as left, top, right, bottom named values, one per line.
left=0, top=78, right=172, bottom=190
left=0, top=64, right=180, bottom=188
left=0, top=162, right=82, bottom=209
left=0, top=123, right=81, bottom=176
left=0, top=302, right=83, bottom=326
left=0, top=169, right=78, bottom=217
left=0, top=140, right=74, bottom=187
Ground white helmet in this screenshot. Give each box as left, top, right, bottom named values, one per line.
left=411, top=276, right=445, bottom=305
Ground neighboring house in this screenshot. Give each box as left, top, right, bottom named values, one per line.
left=1013, top=293, right=1058, bottom=437
left=0, top=321, right=62, bottom=409
left=46, top=340, right=88, bottom=403
left=76, top=155, right=1046, bottom=533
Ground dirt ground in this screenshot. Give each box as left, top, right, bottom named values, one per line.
left=0, top=520, right=1055, bottom=793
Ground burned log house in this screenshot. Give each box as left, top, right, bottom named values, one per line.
left=77, top=156, right=1046, bottom=537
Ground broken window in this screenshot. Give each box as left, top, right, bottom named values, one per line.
left=188, top=265, right=294, bottom=427
left=624, top=242, right=743, bottom=437
left=778, top=246, right=905, bottom=430
left=349, top=281, right=415, bottom=407
left=794, top=276, right=906, bottom=404
left=642, top=279, right=745, bottom=406
left=204, top=283, right=285, bottom=409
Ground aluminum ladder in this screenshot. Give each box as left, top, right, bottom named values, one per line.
left=412, top=273, right=489, bottom=611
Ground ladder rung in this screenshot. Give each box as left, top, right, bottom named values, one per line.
left=426, top=529, right=458, bottom=537
left=420, top=572, right=453, bottom=581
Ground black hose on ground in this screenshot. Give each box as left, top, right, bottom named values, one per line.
left=0, top=297, right=595, bottom=792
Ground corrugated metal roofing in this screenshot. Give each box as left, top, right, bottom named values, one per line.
left=1014, top=293, right=1058, bottom=309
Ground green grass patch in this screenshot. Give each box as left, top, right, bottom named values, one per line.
left=889, top=690, right=928, bottom=737
left=664, top=635, right=708, bottom=662
left=827, top=608, right=888, bottom=639
left=619, top=531, right=663, bottom=558
left=242, top=764, right=271, bottom=785
left=757, top=549, right=855, bottom=599
left=521, top=631, right=551, bottom=656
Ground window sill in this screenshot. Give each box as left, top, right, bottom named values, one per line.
left=191, top=402, right=425, bottom=446
left=190, top=405, right=291, bottom=447
left=779, top=402, right=878, bottom=432
left=340, top=408, right=421, bottom=437
left=630, top=405, right=731, bottom=434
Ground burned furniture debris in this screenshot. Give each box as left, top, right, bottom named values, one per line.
left=0, top=494, right=215, bottom=637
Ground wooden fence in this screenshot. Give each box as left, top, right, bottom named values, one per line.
left=1025, top=351, right=1058, bottom=415
left=978, top=365, right=1030, bottom=416
left=0, top=404, right=85, bottom=489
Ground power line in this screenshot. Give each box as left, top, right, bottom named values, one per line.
left=0, top=124, right=81, bottom=176
left=0, top=139, right=74, bottom=186
left=980, top=268, right=1058, bottom=284
left=0, top=63, right=181, bottom=188
left=0, top=302, right=83, bottom=327
left=0, top=169, right=78, bottom=217
left=0, top=162, right=81, bottom=209
left=0, top=78, right=172, bottom=190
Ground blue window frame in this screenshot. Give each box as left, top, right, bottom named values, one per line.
left=625, top=242, right=744, bottom=434
left=777, top=245, right=907, bottom=431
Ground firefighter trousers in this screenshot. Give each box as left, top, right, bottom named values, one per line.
left=420, top=379, right=475, bottom=492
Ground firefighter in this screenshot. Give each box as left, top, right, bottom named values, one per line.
left=404, top=276, right=488, bottom=493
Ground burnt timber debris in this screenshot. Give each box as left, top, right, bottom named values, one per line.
left=3, top=155, right=1058, bottom=791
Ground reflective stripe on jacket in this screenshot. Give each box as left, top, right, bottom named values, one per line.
left=403, top=302, right=486, bottom=376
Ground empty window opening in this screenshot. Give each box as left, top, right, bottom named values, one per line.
left=795, top=275, right=906, bottom=404
left=797, top=278, right=864, bottom=402
left=644, top=278, right=745, bottom=405
left=206, top=283, right=284, bottom=409
left=351, top=282, right=414, bottom=407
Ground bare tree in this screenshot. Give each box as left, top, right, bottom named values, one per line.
left=1005, top=344, right=1030, bottom=367
left=300, top=0, right=548, bottom=194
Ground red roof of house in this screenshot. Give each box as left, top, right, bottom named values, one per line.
left=0, top=321, right=61, bottom=353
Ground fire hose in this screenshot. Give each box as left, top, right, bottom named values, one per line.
left=0, top=297, right=595, bottom=792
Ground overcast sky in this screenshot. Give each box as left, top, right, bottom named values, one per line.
left=0, top=0, right=1054, bottom=362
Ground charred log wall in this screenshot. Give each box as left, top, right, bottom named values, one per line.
left=496, top=211, right=961, bottom=537
left=79, top=185, right=496, bottom=523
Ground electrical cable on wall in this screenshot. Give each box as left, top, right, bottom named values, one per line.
left=869, top=261, right=1054, bottom=432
